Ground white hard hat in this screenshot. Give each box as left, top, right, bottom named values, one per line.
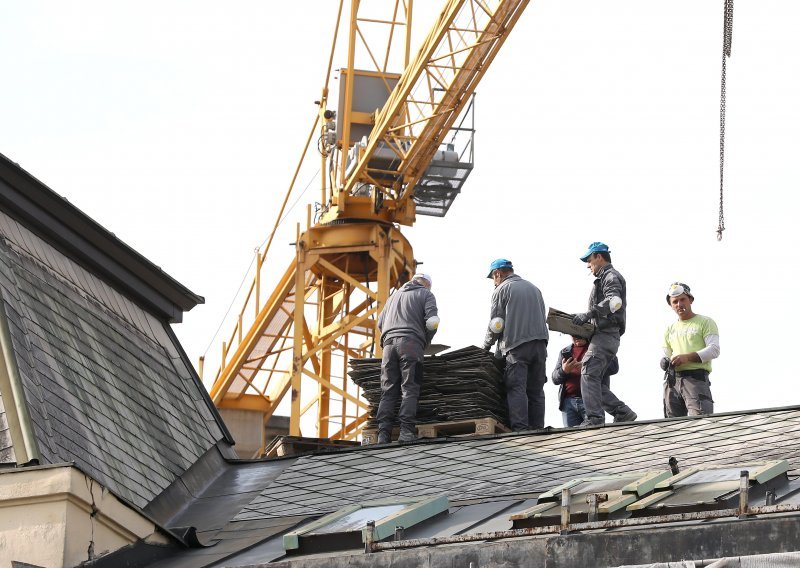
left=413, top=273, right=432, bottom=286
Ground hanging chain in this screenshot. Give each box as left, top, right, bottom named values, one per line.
left=717, top=0, right=734, bottom=241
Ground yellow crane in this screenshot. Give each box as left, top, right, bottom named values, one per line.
left=207, top=0, right=529, bottom=454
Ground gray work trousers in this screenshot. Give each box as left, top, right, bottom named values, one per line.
left=377, top=336, right=424, bottom=433
left=580, top=330, right=632, bottom=424
left=664, top=376, right=714, bottom=417
left=504, top=339, right=547, bottom=431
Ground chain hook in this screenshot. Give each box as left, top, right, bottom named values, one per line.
left=717, top=0, right=734, bottom=241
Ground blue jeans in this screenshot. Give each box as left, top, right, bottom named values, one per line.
left=562, top=397, right=586, bottom=427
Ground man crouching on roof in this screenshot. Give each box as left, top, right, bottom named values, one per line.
left=376, top=273, right=439, bottom=444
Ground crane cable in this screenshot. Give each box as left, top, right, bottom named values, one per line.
left=717, top=0, right=734, bottom=241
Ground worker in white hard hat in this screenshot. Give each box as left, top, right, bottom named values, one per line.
left=483, top=259, right=549, bottom=431
left=662, top=282, right=719, bottom=417
left=571, top=242, right=637, bottom=426
left=376, top=273, right=439, bottom=444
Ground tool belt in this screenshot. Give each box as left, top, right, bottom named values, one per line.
left=675, top=369, right=709, bottom=382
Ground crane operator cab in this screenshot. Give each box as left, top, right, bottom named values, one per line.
left=327, top=68, right=475, bottom=221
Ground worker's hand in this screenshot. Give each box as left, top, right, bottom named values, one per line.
left=670, top=353, right=696, bottom=367
left=572, top=312, right=592, bottom=326
left=659, top=357, right=671, bottom=371
left=562, top=357, right=581, bottom=374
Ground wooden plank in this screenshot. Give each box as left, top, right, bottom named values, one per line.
left=417, top=417, right=510, bottom=439
left=363, top=417, right=510, bottom=444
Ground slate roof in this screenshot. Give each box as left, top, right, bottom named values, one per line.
left=233, top=406, right=800, bottom=522
left=92, top=406, right=800, bottom=567
left=0, top=154, right=233, bottom=510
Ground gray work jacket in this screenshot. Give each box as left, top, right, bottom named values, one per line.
left=483, top=274, right=548, bottom=355
left=587, top=263, right=627, bottom=335
left=378, top=280, right=438, bottom=347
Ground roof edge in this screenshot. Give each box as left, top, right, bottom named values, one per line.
left=0, top=153, right=203, bottom=323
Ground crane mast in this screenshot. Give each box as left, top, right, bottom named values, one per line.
left=208, top=0, right=529, bottom=454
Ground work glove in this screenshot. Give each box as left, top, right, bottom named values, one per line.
left=659, top=357, right=671, bottom=371
left=572, top=312, right=592, bottom=326
left=482, top=344, right=492, bottom=353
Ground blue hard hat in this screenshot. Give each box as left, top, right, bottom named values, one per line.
left=579, top=242, right=609, bottom=262
left=487, top=258, right=513, bottom=278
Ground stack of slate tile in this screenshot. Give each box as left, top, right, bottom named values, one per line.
left=348, top=345, right=508, bottom=430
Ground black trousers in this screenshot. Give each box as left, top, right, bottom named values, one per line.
left=504, top=339, right=547, bottom=431
left=376, top=337, right=424, bottom=432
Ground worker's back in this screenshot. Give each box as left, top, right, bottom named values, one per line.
left=492, top=274, right=548, bottom=352
left=378, top=280, right=437, bottom=347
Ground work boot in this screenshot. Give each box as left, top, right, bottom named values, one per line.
left=613, top=409, right=638, bottom=423
left=377, top=430, right=391, bottom=444
left=577, top=418, right=604, bottom=428
left=397, top=427, right=417, bottom=443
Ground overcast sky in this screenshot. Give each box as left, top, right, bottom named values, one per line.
left=2, top=1, right=799, bottom=432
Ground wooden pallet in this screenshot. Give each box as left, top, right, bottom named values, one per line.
left=363, top=417, right=509, bottom=444
left=264, top=435, right=360, bottom=457
left=417, top=417, right=510, bottom=439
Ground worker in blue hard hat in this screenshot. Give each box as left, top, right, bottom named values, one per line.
left=571, top=242, right=637, bottom=426
left=483, top=258, right=549, bottom=431
left=486, top=258, right=514, bottom=277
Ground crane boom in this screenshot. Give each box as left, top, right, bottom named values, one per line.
left=326, top=0, right=530, bottom=226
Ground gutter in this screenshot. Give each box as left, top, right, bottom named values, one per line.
left=368, top=503, right=800, bottom=553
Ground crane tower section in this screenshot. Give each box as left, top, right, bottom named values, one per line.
left=208, top=0, right=529, bottom=453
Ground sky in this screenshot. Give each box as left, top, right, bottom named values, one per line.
left=1, top=1, right=799, bottom=432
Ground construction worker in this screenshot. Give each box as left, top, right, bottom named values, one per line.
left=551, top=335, right=621, bottom=427
left=483, top=259, right=548, bottom=431
left=662, top=282, right=719, bottom=417
left=376, top=273, right=439, bottom=443
left=571, top=242, right=637, bottom=426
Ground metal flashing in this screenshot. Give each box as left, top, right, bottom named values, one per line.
left=283, top=494, right=449, bottom=552
left=626, top=490, right=674, bottom=511
left=629, top=461, right=791, bottom=514
left=511, top=471, right=671, bottom=524
left=621, top=469, right=674, bottom=496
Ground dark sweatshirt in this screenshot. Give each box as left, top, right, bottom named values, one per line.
left=378, top=280, right=438, bottom=347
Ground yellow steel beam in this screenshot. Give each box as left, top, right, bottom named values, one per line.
left=290, top=245, right=305, bottom=435
left=317, top=258, right=377, bottom=299
left=303, top=306, right=378, bottom=363
left=317, top=277, right=333, bottom=437
left=210, top=260, right=299, bottom=403
left=330, top=412, right=369, bottom=440
left=301, top=368, right=370, bottom=410
left=217, top=393, right=272, bottom=412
